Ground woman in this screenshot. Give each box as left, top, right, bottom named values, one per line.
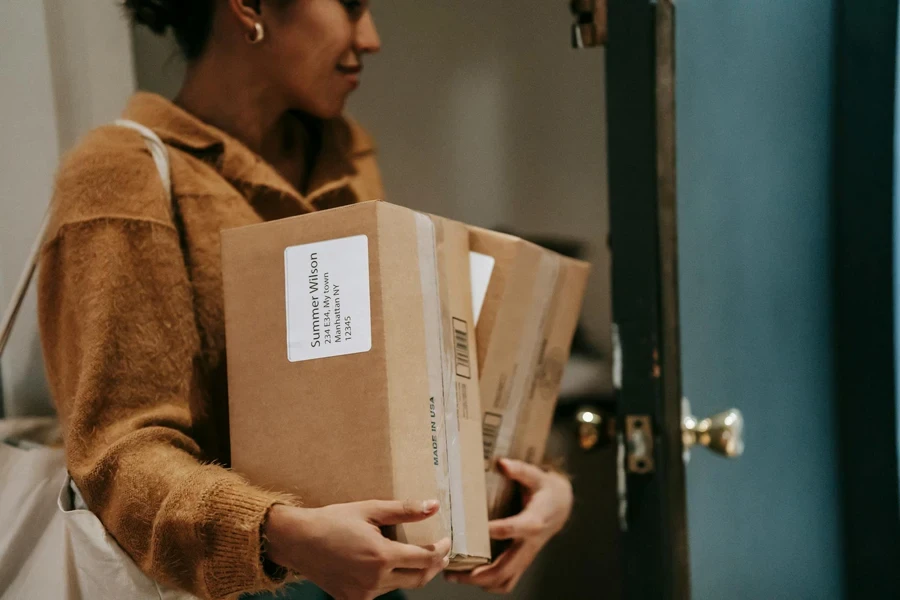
left=38, top=1, right=574, bottom=598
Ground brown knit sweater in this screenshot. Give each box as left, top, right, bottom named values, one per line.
left=37, top=93, right=384, bottom=599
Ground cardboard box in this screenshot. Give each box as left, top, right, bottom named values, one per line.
left=468, top=227, right=591, bottom=519
left=222, top=201, right=490, bottom=569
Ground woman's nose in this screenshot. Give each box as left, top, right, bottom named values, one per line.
left=355, top=11, right=381, bottom=55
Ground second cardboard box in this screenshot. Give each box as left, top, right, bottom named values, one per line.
left=468, top=226, right=591, bottom=519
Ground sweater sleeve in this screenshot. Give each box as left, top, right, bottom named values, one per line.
left=38, top=213, right=291, bottom=599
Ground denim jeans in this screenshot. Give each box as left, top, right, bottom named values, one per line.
left=241, top=582, right=406, bottom=600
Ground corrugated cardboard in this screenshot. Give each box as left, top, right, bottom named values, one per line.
left=468, top=226, right=591, bottom=519
left=222, top=201, right=489, bottom=569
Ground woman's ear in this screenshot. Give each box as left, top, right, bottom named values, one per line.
left=225, top=0, right=262, bottom=31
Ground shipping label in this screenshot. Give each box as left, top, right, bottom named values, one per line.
left=284, top=235, right=372, bottom=362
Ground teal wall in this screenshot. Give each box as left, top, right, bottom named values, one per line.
left=675, top=3, right=844, bottom=598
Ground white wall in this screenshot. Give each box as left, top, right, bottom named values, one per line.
left=0, top=0, right=135, bottom=416
left=44, top=0, right=137, bottom=151
left=349, top=1, right=611, bottom=363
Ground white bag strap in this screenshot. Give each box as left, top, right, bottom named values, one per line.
left=0, top=120, right=171, bottom=358
left=114, top=119, right=171, bottom=201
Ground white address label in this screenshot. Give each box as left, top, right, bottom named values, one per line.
left=285, top=235, right=372, bottom=362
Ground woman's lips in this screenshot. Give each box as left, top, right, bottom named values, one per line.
left=337, top=64, right=362, bottom=75
left=337, top=64, right=362, bottom=88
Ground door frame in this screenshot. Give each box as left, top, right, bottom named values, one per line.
left=605, top=1, right=690, bottom=598
left=833, top=0, right=900, bottom=596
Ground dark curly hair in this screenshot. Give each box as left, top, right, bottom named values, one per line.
left=124, top=0, right=217, bottom=60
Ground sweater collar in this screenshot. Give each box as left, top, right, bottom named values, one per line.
left=121, top=92, right=374, bottom=212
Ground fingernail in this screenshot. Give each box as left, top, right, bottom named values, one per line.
left=423, top=499, right=439, bottom=513
left=442, top=556, right=451, bottom=568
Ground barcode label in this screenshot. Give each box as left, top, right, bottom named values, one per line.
left=482, top=412, right=503, bottom=461
left=452, top=317, right=471, bottom=379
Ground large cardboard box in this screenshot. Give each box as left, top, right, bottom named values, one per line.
left=221, top=201, right=490, bottom=569
left=468, top=227, right=591, bottom=519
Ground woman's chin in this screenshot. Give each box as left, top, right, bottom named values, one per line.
left=295, top=96, right=348, bottom=121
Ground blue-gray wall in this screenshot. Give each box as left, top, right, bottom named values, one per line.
left=675, top=3, right=844, bottom=598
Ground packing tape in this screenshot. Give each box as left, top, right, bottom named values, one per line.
left=433, top=226, right=470, bottom=557
left=414, top=213, right=456, bottom=548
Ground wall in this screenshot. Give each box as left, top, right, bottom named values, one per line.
left=351, top=2, right=611, bottom=366
left=0, top=0, right=135, bottom=417
left=675, top=2, right=844, bottom=598
left=43, top=0, right=137, bottom=152
left=0, top=1, right=60, bottom=416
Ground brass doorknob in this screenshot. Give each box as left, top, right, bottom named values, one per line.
left=682, top=406, right=744, bottom=458
left=575, top=406, right=614, bottom=451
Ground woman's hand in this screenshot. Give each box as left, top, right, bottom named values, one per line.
left=264, top=500, right=451, bottom=600
left=446, top=459, right=573, bottom=594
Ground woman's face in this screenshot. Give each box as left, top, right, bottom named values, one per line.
left=261, top=0, right=381, bottom=119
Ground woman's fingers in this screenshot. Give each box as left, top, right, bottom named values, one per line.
left=489, top=513, right=546, bottom=540
left=386, top=539, right=450, bottom=590
left=385, top=536, right=451, bottom=569
left=362, top=537, right=449, bottom=591
left=391, top=559, right=449, bottom=590
left=497, top=458, right=546, bottom=490
left=362, top=499, right=440, bottom=526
